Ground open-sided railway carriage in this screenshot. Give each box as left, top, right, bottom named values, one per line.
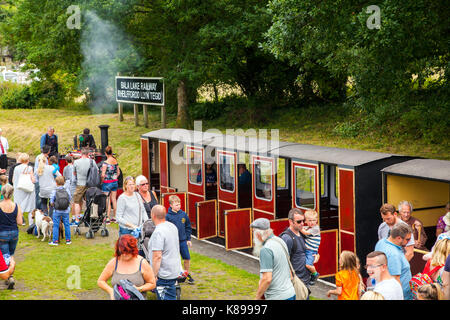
left=140, top=128, right=447, bottom=280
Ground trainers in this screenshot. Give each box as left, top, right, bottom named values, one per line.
left=105, top=218, right=111, bottom=225
left=177, top=271, right=188, bottom=283
left=48, top=241, right=59, bottom=246
left=66, top=240, right=72, bottom=245
left=310, top=272, right=320, bottom=286
left=187, top=273, right=195, bottom=284
left=7, top=276, right=15, bottom=289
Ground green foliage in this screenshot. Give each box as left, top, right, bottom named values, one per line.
left=0, top=82, right=34, bottom=109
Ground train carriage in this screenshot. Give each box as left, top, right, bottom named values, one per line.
left=141, top=128, right=417, bottom=280
left=382, top=159, right=450, bottom=275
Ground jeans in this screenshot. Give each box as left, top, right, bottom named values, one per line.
left=40, top=197, right=53, bottom=217
left=0, top=229, right=19, bottom=256
left=155, top=278, right=177, bottom=300
left=119, top=226, right=133, bottom=238
left=52, top=211, right=71, bottom=243
left=35, top=182, right=42, bottom=210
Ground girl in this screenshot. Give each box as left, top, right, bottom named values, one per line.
left=327, top=250, right=361, bottom=300
left=417, top=283, right=444, bottom=300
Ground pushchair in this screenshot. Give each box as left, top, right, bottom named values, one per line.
left=74, top=187, right=109, bottom=239
left=140, top=219, right=182, bottom=300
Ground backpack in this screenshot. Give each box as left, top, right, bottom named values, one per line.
left=54, top=188, right=70, bottom=210
left=86, top=159, right=101, bottom=188
left=409, top=265, right=442, bottom=300
left=280, top=227, right=298, bottom=256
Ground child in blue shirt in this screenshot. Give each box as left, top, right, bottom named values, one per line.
left=49, top=156, right=60, bottom=178
left=166, top=194, right=194, bottom=284
left=48, top=176, right=72, bottom=246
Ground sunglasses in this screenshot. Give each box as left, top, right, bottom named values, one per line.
left=139, top=182, right=149, bottom=186
left=295, top=219, right=305, bottom=224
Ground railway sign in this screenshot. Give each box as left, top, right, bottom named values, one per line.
left=115, top=76, right=164, bottom=106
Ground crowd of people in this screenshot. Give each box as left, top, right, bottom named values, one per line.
left=0, top=126, right=449, bottom=301
left=251, top=203, right=450, bottom=300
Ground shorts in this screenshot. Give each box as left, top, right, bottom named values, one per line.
left=156, top=278, right=177, bottom=300
left=179, top=240, right=191, bottom=260
left=73, top=185, right=88, bottom=205
left=305, top=249, right=318, bottom=266
left=102, top=181, right=118, bottom=193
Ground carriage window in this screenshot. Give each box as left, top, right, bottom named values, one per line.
left=255, top=160, right=272, bottom=201
left=295, top=166, right=316, bottom=209
left=320, top=164, right=326, bottom=196
left=188, top=149, right=203, bottom=185
left=277, top=158, right=287, bottom=189
left=219, top=154, right=235, bottom=193
left=335, top=167, right=339, bottom=198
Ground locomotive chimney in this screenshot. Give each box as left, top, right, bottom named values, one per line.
left=99, top=124, right=110, bottom=154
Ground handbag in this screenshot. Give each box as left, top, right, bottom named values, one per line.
left=17, top=165, right=35, bottom=193
left=271, top=237, right=309, bottom=300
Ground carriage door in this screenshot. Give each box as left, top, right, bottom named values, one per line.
left=252, top=155, right=276, bottom=220
left=159, top=140, right=169, bottom=194
left=292, top=161, right=338, bottom=278
left=186, top=145, right=205, bottom=230
left=338, top=168, right=356, bottom=254
left=217, top=150, right=238, bottom=238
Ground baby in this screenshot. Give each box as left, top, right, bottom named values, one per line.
left=300, top=209, right=321, bottom=285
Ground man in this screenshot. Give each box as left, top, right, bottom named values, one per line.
left=250, top=217, right=296, bottom=300
left=149, top=205, right=182, bottom=300
left=238, top=163, right=251, bottom=186
left=280, top=208, right=318, bottom=290
left=378, top=203, right=415, bottom=261
left=365, top=251, right=404, bottom=300
left=40, top=127, right=58, bottom=158
left=398, top=200, right=428, bottom=250
left=78, top=128, right=96, bottom=149
left=34, top=145, right=50, bottom=211
left=375, top=223, right=414, bottom=300
left=72, top=148, right=92, bottom=224
left=0, top=128, right=9, bottom=174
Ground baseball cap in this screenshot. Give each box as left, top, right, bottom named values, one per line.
left=250, top=218, right=270, bottom=230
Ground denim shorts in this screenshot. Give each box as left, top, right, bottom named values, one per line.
left=102, top=181, right=118, bottom=193
left=156, top=278, right=177, bottom=300
left=179, top=240, right=190, bottom=260
left=0, top=229, right=19, bottom=256
left=305, top=249, right=318, bottom=266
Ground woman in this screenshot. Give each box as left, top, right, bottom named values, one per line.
left=135, top=175, right=158, bottom=219
left=13, top=153, right=36, bottom=225
left=62, top=155, right=76, bottom=217
left=37, top=156, right=61, bottom=217
left=0, top=184, right=23, bottom=289
left=422, top=238, right=450, bottom=284
left=97, top=235, right=156, bottom=299
left=436, top=203, right=450, bottom=237
left=101, top=146, right=121, bottom=224
left=116, top=176, right=147, bottom=238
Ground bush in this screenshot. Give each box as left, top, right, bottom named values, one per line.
left=0, top=82, right=35, bottom=109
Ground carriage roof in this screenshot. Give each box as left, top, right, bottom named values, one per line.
left=142, top=129, right=399, bottom=167
left=381, top=159, right=450, bottom=183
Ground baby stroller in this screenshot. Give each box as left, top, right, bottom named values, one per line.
left=74, top=187, right=109, bottom=239
left=140, top=219, right=182, bottom=300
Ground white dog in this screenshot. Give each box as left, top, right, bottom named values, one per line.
left=32, top=209, right=53, bottom=242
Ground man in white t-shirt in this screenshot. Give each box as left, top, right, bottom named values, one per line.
left=378, top=203, right=415, bottom=261
left=366, top=251, right=404, bottom=300
left=149, top=204, right=182, bottom=300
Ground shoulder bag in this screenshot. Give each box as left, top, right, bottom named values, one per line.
left=271, top=237, right=309, bottom=300
left=17, top=165, right=35, bottom=193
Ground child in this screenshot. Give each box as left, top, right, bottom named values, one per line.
left=299, top=209, right=321, bottom=285
left=0, top=174, right=7, bottom=201
left=327, top=250, right=361, bottom=300
left=417, top=283, right=444, bottom=300
left=62, top=156, right=76, bottom=222
left=166, top=195, right=194, bottom=284
left=49, top=156, right=59, bottom=178
left=48, top=176, right=72, bottom=246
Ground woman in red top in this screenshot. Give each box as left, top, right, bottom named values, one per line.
left=422, top=238, right=450, bottom=284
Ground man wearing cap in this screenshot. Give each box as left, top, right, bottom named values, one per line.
left=0, top=128, right=9, bottom=174
left=250, top=217, right=296, bottom=300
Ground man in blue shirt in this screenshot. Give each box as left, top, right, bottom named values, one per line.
left=375, top=223, right=413, bottom=300
left=40, top=127, right=58, bottom=158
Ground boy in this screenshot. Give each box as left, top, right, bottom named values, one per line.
left=48, top=176, right=72, bottom=246
left=49, top=156, right=60, bottom=178
left=166, top=195, right=194, bottom=284
left=300, top=209, right=321, bottom=285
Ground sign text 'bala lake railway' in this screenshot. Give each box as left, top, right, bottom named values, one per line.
left=116, top=77, right=164, bottom=105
